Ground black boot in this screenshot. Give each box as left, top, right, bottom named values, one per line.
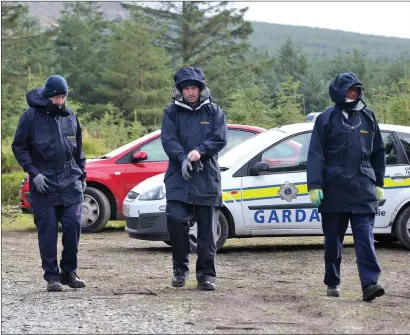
left=327, top=285, right=340, bottom=297
left=197, top=279, right=216, bottom=291
left=47, top=279, right=64, bottom=292
left=172, top=269, right=188, bottom=288
left=363, top=283, right=384, bottom=302
left=60, top=272, right=86, bottom=288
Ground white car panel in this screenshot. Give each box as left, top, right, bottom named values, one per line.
left=124, top=123, right=410, bottom=250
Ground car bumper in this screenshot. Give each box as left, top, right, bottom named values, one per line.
left=125, top=212, right=168, bottom=241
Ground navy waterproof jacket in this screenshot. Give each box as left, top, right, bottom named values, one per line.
left=161, top=69, right=227, bottom=207
left=307, top=73, right=386, bottom=214
left=12, top=88, right=86, bottom=207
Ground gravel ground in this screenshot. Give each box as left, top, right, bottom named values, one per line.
left=2, top=229, right=410, bottom=334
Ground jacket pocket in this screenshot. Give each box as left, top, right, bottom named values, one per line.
left=33, top=140, right=55, bottom=161
left=360, top=165, right=376, bottom=183
left=360, top=130, right=374, bottom=156
left=322, top=166, right=344, bottom=184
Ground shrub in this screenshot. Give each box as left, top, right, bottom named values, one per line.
left=1, top=139, right=22, bottom=173
left=1, top=171, right=27, bottom=205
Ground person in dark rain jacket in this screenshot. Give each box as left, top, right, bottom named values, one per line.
left=12, top=75, right=87, bottom=292
left=307, top=72, right=386, bottom=301
left=161, top=67, right=227, bottom=291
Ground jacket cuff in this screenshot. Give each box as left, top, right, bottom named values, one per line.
left=177, top=153, right=186, bottom=164
left=308, top=183, right=322, bottom=191
left=194, top=144, right=206, bottom=156
left=29, top=167, right=40, bottom=179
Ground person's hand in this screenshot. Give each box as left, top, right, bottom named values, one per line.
left=188, top=149, right=201, bottom=162
left=376, top=187, right=384, bottom=201
left=181, top=159, right=193, bottom=180
left=82, top=181, right=87, bottom=192
left=33, top=173, right=49, bottom=193
left=309, top=189, right=323, bottom=206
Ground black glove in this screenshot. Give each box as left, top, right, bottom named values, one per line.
left=193, top=160, right=204, bottom=172
left=181, top=159, right=193, bottom=180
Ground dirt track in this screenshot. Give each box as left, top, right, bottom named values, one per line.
left=2, top=229, right=410, bottom=334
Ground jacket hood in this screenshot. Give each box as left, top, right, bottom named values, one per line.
left=26, top=88, right=49, bottom=107
left=172, top=67, right=211, bottom=107
left=174, top=67, right=206, bottom=87
left=26, top=88, right=70, bottom=116
left=329, top=72, right=363, bottom=105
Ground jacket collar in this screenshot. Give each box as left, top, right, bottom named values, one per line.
left=175, top=98, right=211, bottom=111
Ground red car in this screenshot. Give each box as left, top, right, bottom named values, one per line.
left=19, top=124, right=266, bottom=232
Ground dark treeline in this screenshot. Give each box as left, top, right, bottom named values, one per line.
left=2, top=1, right=410, bottom=155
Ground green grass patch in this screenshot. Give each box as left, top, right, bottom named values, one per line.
left=1, top=213, right=126, bottom=232
left=1, top=213, right=36, bottom=232
left=105, top=220, right=126, bottom=229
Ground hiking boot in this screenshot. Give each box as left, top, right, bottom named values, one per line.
left=363, top=283, right=385, bottom=302
left=197, top=280, right=216, bottom=291
left=60, top=272, right=86, bottom=288
left=172, top=270, right=188, bottom=288
left=47, top=279, right=64, bottom=292
left=327, top=285, right=340, bottom=297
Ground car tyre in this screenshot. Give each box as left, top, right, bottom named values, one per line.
left=82, top=187, right=111, bottom=233
left=189, top=211, right=229, bottom=253
left=395, top=206, right=410, bottom=251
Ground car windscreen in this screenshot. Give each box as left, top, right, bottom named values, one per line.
left=98, top=130, right=160, bottom=158
left=218, top=129, right=286, bottom=169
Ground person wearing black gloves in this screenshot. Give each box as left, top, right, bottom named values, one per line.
left=12, top=75, right=87, bottom=292
left=161, top=67, right=227, bottom=291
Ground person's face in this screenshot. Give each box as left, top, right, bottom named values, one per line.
left=346, top=87, right=360, bottom=100
left=48, top=95, right=66, bottom=107
left=182, top=86, right=200, bottom=104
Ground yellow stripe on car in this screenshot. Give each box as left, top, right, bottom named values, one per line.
left=222, top=177, right=409, bottom=203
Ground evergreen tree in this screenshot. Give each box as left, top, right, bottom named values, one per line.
left=133, top=1, right=252, bottom=67
left=276, top=38, right=309, bottom=82
left=54, top=2, right=107, bottom=104
left=2, top=2, right=55, bottom=87
left=273, top=76, right=305, bottom=126
left=96, top=9, right=172, bottom=124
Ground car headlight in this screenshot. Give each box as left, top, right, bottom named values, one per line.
left=139, top=185, right=166, bottom=201
left=126, top=191, right=140, bottom=202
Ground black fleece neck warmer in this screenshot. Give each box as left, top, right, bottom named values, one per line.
left=47, top=102, right=70, bottom=117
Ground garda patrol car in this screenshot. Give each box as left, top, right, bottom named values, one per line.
left=123, top=123, right=410, bottom=251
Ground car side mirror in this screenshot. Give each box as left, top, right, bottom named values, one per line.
left=250, top=162, right=270, bottom=176
left=131, top=151, right=148, bottom=163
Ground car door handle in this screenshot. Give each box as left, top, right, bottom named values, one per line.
left=391, top=175, right=410, bottom=180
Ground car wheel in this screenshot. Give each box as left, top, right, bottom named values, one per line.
left=374, top=234, right=394, bottom=246
left=394, top=205, right=410, bottom=251
left=81, top=187, right=111, bottom=233
left=189, top=211, right=229, bottom=253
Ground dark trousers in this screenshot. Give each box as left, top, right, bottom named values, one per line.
left=322, top=213, right=381, bottom=290
left=166, top=200, right=219, bottom=282
left=32, top=203, right=82, bottom=282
